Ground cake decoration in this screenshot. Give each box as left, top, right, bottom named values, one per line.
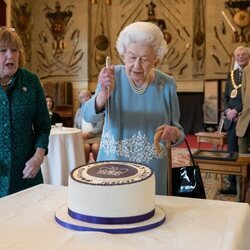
left=95, top=165, right=130, bottom=177
left=72, top=161, right=153, bottom=185
left=55, top=161, right=166, bottom=234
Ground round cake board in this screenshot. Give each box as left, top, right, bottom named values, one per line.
left=55, top=205, right=166, bottom=234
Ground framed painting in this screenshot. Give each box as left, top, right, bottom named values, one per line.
left=203, top=80, right=218, bottom=124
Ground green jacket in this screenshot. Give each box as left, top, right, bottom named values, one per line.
left=0, top=68, right=51, bottom=197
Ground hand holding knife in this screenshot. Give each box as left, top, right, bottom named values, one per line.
left=106, top=56, right=112, bottom=69
left=105, top=56, right=112, bottom=90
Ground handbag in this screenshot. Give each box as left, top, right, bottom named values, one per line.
left=170, top=139, right=206, bottom=199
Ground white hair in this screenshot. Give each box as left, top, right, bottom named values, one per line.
left=234, top=46, right=250, bottom=56
left=116, top=21, right=168, bottom=61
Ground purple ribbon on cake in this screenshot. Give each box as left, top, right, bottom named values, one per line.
left=68, top=208, right=155, bottom=225
left=55, top=214, right=166, bottom=234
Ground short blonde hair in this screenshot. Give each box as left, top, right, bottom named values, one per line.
left=116, top=21, right=168, bottom=61
left=0, top=27, right=26, bottom=67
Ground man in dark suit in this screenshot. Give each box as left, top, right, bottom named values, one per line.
left=222, top=46, right=250, bottom=195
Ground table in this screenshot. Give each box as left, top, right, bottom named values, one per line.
left=194, top=156, right=250, bottom=201
left=41, top=127, right=85, bottom=186
left=0, top=184, right=249, bottom=250
left=195, top=132, right=227, bottom=150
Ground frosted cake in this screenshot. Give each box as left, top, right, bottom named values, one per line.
left=55, top=161, right=166, bottom=233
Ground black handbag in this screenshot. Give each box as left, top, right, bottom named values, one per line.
left=171, top=139, right=206, bottom=199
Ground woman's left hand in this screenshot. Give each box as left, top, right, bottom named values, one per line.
left=155, top=125, right=180, bottom=144
left=23, top=149, right=45, bottom=179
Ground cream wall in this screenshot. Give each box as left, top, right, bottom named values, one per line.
left=4, top=0, right=11, bottom=26
left=30, top=0, right=89, bottom=112
left=88, top=0, right=249, bottom=92
left=8, top=0, right=90, bottom=114
left=6, top=0, right=250, bottom=115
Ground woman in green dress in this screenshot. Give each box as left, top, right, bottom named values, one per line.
left=0, top=27, right=51, bottom=198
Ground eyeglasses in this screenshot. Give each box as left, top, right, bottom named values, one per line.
left=0, top=26, right=15, bottom=32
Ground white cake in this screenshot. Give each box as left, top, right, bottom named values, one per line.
left=55, top=161, right=166, bottom=233
left=68, top=161, right=155, bottom=223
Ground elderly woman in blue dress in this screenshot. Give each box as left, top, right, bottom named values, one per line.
left=83, top=22, right=185, bottom=195
left=0, top=27, right=51, bottom=197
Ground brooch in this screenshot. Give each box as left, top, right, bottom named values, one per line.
left=157, top=79, right=165, bottom=90
left=22, top=87, right=28, bottom=93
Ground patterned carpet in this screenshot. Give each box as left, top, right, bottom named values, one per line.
left=172, top=148, right=238, bottom=202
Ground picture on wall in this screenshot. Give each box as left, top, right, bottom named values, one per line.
left=220, top=80, right=226, bottom=111
left=203, top=80, right=218, bottom=124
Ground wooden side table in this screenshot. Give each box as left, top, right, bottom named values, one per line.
left=194, top=156, right=250, bottom=202
left=195, top=132, right=227, bottom=150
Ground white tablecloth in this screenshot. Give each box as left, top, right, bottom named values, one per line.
left=0, top=184, right=249, bottom=250
left=41, top=127, right=85, bottom=185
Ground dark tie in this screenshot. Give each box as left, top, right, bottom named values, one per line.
left=238, top=69, right=242, bottom=83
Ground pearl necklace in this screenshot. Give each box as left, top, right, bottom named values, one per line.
left=127, top=70, right=152, bottom=95
left=230, top=70, right=242, bottom=98
left=0, top=76, right=15, bottom=87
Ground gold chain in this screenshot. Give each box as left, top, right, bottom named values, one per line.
left=230, top=70, right=242, bottom=90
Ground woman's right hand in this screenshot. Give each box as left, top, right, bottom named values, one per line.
left=98, top=65, right=115, bottom=96
left=95, top=64, right=115, bottom=111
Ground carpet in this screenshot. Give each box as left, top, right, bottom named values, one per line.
left=171, top=147, right=238, bottom=202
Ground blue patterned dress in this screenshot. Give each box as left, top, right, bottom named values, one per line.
left=83, top=65, right=185, bottom=195
left=0, top=68, right=51, bottom=197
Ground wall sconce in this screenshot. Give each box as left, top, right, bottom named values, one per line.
left=143, top=0, right=172, bottom=43
left=44, top=1, right=74, bottom=54
left=52, top=40, right=65, bottom=51
left=92, top=0, right=111, bottom=5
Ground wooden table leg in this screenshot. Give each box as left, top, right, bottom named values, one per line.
left=245, top=187, right=250, bottom=203
left=241, top=164, right=248, bottom=202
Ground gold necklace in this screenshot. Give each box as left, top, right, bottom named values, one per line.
left=127, top=70, right=152, bottom=95
left=230, top=70, right=242, bottom=98
left=0, top=76, right=14, bottom=87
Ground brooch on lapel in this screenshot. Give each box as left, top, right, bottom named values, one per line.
left=157, top=79, right=165, bottom=90
left=22, top=87, right=28, bottom=93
